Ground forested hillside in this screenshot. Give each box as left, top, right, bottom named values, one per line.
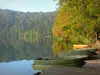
left=0, top=9, right=56, bottom=43
left=0, top=9, right=56, bottom=61
left=53, top=0, right=100, bottom=55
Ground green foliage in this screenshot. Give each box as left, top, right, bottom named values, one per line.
left=0, top=9, right=56, bottom=61
left=52, top=0, right=100, bottom=54
left=0, top=9, right=56, bottom=43
left=24, top=29, right=38, bottom=43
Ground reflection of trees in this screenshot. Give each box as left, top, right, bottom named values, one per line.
left=24, top=29, right=38, bottom=43
left=0, top=9, right=56, bottom=62
left=0, top=42, right=16, bottom=62
left=0, top=37, right=53, bottom=62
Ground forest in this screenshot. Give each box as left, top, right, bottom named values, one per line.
left=0, top=9, right=56, bottom=43
left=0, top=9, right=56, bottom=61
left=0, top=0, right=100, bottom=61
left=53, top=0, right=100, bottom=55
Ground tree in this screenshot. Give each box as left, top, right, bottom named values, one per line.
left=0, top=9, right=56, bottom=61
left=52, top=0, right=100, bottom=55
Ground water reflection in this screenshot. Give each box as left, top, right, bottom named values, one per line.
left=0, top=39, right=53, bottom=61
left=0, top=60, right=39, bottom=75
left=0, top=31, right=53, bottom=75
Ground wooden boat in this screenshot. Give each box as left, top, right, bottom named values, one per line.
left=32, top=65, right=52, bottom=70
left=33, top=56, right=87, bottom=67
left=74, top=48, right=96, bottom=52
left=58, top=48, right=96, bottom=58
left=73, top=45, right=92, bottom=49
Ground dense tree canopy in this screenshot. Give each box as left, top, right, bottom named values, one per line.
left=0, top=9, right=56, bottom=43
left=53, top=0, right=100, bottom=55
left=0, top=9, right=56, bottom=61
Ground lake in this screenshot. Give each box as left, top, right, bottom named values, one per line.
left=0, top=60, right=40, bottom=75
left=0, top=38, right=53, bottom=61
left=0, top=38, right=53, bottom=75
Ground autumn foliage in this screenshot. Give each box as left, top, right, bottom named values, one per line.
left=52, top=0, right=100, bottom=55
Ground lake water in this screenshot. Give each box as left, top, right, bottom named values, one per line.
left=0, top=36, right=53, bottom=75
left=0, top=39, right=53, bottom=62
left=0, top=60, right=40, bottom=75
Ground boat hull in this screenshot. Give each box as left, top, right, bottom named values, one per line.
left=32, top=65, right=52, bottom=70
left=34, top=56, right=87, bottom=67
left=58, top=48, right=96, bottom=58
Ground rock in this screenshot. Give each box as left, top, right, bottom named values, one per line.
left=34, top=72, right=42, bottom=75
left=35, top=58, right=43, bottom=60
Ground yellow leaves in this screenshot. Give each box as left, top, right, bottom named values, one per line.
left=18, top=32, right=24, bottom=40
left=23, top=29, right=38, bottom=43
left=52, top=0, right=100, bottom=55
left=24, top=31, right=29, bottom=41
left=54, top=11, right=71, bottom=26
left=53, top=10, right=72, bottom=38
left=59, top=12, right=71, bottom=25
left=96, top=14, right=100, bottom=17
left=75, top=24, right=82, bottom=29
left=53, top=27, right=63, bottom=37
left=62, top=29, right=71, bottom=38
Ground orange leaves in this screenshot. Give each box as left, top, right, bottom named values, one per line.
left=76, top=24, right=81, bottom=28
left=53, top=41, right=63, bottom=56
left=57, top=11, right=71, bottom=25
left=53, top=11, right=71, bottom=38
left=52, top=0, right=100, bottom=53
left=54, top=27, right=63, bottom=37
left=75, top=24, right=83, bottom=29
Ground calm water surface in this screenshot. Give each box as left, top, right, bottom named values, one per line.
left=0, top=60, right=39, bottom=75
left=0, top=36, right=53, bottom=75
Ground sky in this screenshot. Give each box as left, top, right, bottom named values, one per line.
left=0, top=0, right=58, bottom=12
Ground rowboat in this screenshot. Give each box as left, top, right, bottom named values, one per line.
left=73, top=45, right=91, bottom=49
left=58, top=48, right=96, bottom=58
left=74, top=48, right=96, bottom=52
left=33, top=56, right=87, bottom=67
